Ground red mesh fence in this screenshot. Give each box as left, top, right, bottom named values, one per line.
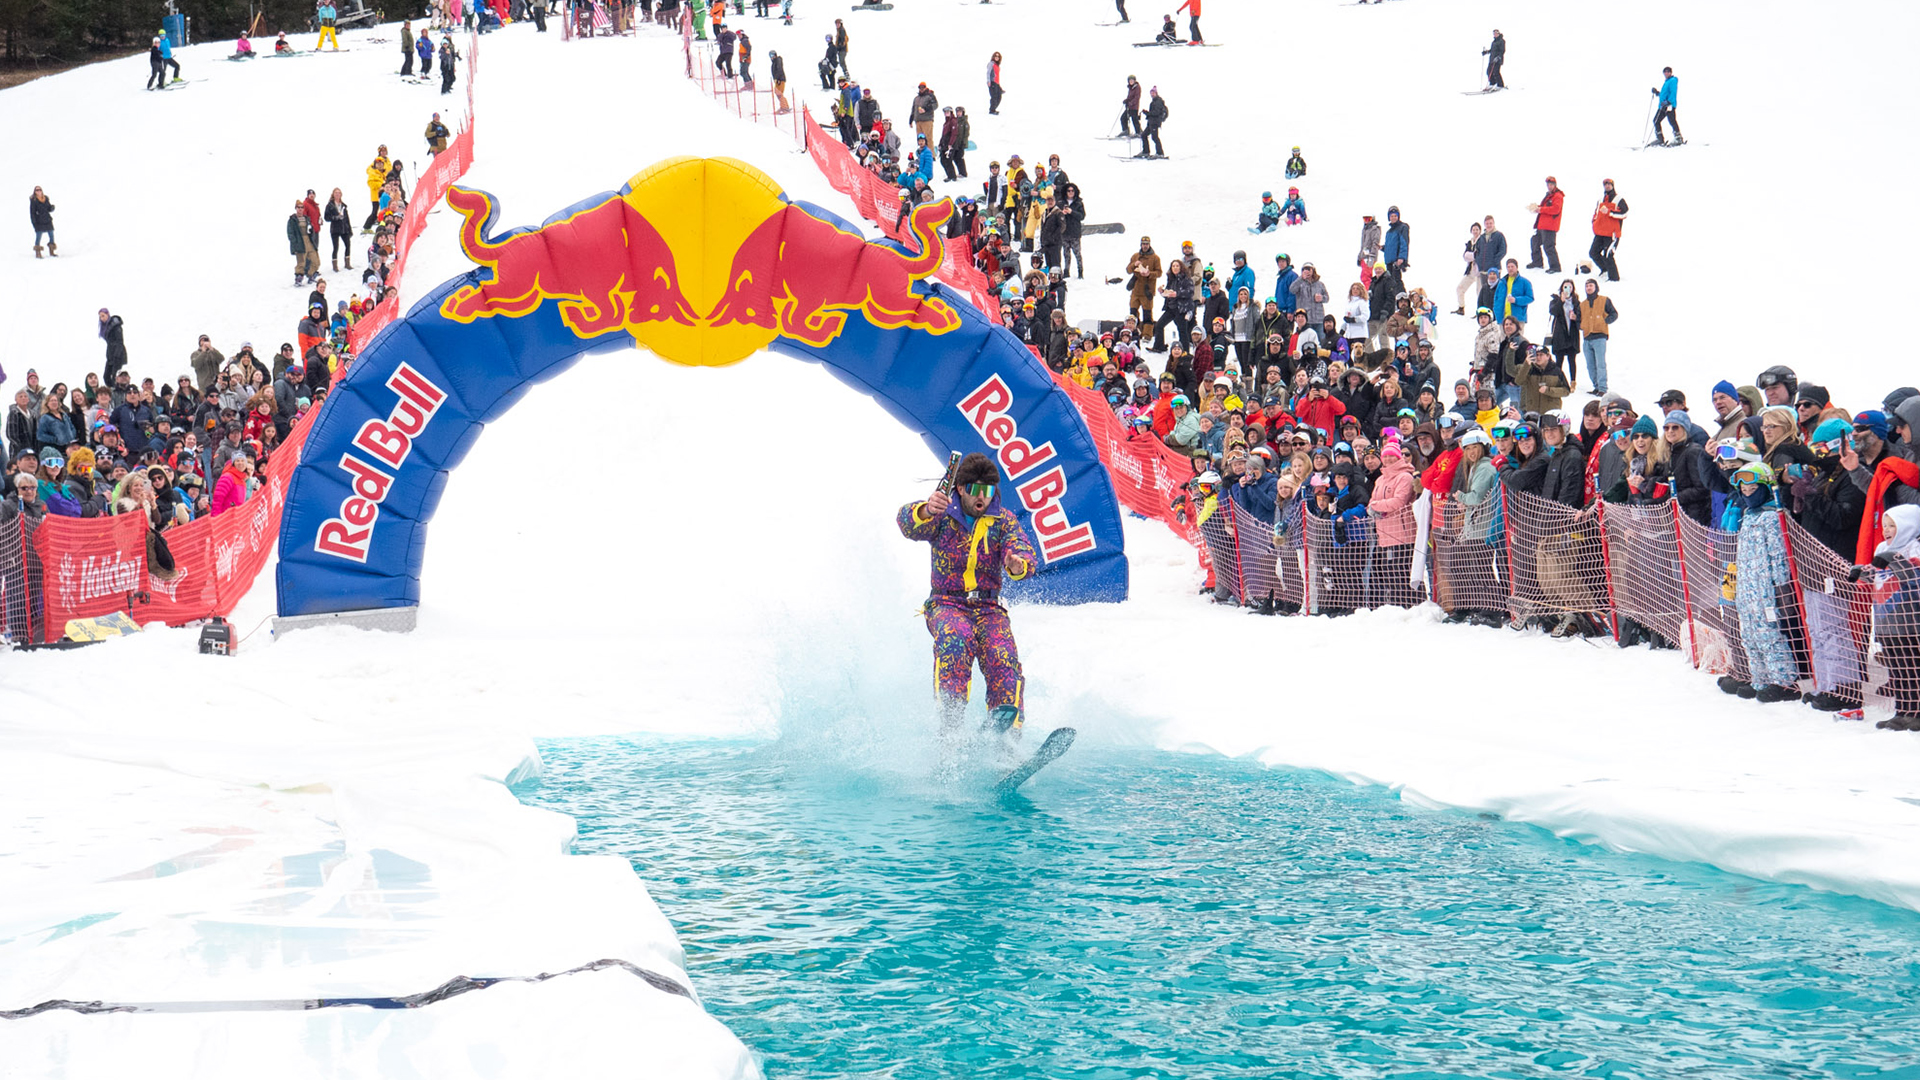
left=1675, top=511, right=1747, bottom=680
left=1197, top=499, right=1239, bottom=599
left=1431, top=491, right=1508, bottom=618
left=688, top=40, right=808, bottom=148
left=1230, top=500, right=1283, bottom=610
left=1, top=516, right=40, bottom=645
left=1780, top=513, right=1881, bottom=708
left=1601, top=502, right=1689, bottom=650
left=1503, top=488, right=1608, bottom=630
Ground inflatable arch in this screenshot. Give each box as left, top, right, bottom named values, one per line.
left=275, top=157, right=1129, bottom=618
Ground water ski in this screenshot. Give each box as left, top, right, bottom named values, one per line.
left=995, top=727, right=1076, bottom=794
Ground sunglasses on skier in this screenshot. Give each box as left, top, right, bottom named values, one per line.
left=961, top=483, right=997, bottom=498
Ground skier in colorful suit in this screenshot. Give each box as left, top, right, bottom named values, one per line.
left=897, top=452, right=1038, bottom=736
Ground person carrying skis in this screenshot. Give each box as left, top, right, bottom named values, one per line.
left=898, top=452, right=1038, bottom=736
left=1481, top=29, right=1505, bottom=90
left=1252, top=192, right=1280, bottom=233
left=1526, top=175, right=1563, bottom=273
left=1136, top=85, right=1167, bottom=158
left=1285, top=146, right=1306, bottom=179
left=1651, top=66, right=1683, bottom=146
left=1175, top=0, right=1201, bottom=43
left=1279, top=187, right=1307, bottom=224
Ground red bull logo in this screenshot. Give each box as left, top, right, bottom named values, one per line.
left=438, top=157, right=959, bottom=367
left=442, top=188, right=698, bottom=336
left=959, top=374, right=1097, bottom=563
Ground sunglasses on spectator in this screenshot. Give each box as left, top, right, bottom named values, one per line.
left=960, top=483, right=996, bottom=498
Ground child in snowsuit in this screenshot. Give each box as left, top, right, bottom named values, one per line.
left=276, top=32, right=294, bottom=53
left=1285, top=147, right=1307, bottom=179
left=896, top=453, right=1038, bottom=736
left=1253, top=192, right=1280, bottom=233
left=1719, top=463, right=1805, bottom=702
left=1280, top=187, right=1307, bottom=224
left=1155, top=15, right=1178, bottom=43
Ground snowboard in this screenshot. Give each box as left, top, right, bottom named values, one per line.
left=994, top=727, right=1076, bottom=794
left=1080, top=222, right=1126, bottom=235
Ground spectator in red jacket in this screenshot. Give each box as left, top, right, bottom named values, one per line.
left=1295, top=376, right=1346, bottom=441
left=210, top=452, right=253, bottom=516
left=1527, top=176, right=1563, bottom=273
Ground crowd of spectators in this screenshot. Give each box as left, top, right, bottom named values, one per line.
left=2, top=147, right=398, bottom=573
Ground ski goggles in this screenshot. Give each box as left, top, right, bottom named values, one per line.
left=1813, top=435, right=1849, bottom=456
left=1731, top=463, right=1774, bottom=487
left=960, top=483, right=997, bottom=498
left=1490, top=424, right=1515, bottom=440
left=1712, top=442, right=1743, bottom=461
left=1512, top=424, right=1537, bottom=440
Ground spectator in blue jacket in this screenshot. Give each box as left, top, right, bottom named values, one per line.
left=1228, top=251, right=1256, bottom=308
left=1383, top=206, right=1410, bottom=270
left=1272, top=253, right=1298, bottom=314
left=1493, top=259, right=1535, bottom=324
left=1229, top=447, right=1280, bottom=520
left=36, top=397, right=76, bottom=451
left=910, top=135, right=935, bottom=186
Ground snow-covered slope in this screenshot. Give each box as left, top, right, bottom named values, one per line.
left=4, top=2, right=1920, bottom=1074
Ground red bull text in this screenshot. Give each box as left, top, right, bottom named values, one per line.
left=314, top=364, right=447, bottom=562
left=959, top=375, right=1097, bottom=562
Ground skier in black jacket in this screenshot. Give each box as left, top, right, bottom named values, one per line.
left=1136, top=87, right=1167, bottom=158
left=1481, top=30, right=1506, bottom=90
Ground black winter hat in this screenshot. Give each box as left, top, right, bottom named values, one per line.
left=1796, top=383, right=1831, bottom=408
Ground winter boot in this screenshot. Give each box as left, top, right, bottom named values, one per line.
left=34, top=245, right=42, bottom=259
left=345, top=253, right=352, bottom=269
left=46, top=241, right=55, bottom=256
left=1754, top=684, right=1802, bottom=704
left=1875, top=715, right=1920, bottom=731
left=332, top=256, right=340, bottom=273
left=1803, top=687, right=1862, bottom=712
left=1718, top=675, right=1757, bottom=698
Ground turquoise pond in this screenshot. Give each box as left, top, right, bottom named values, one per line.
left=513, top=735, right=1920, bottom=1079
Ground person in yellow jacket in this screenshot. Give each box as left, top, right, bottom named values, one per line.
left=362, top=146, right=389, bottom=231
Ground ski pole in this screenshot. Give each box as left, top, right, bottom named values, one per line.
left=1108, top=110, right=1121, bottom=138
left=1639, top=93, right=1656, bottom=147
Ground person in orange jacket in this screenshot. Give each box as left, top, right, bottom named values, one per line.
left=1175, top=0, right=1202, bottom=43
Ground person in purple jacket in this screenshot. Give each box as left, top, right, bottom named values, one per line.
left=896, top=452, right=1039, bottom=738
